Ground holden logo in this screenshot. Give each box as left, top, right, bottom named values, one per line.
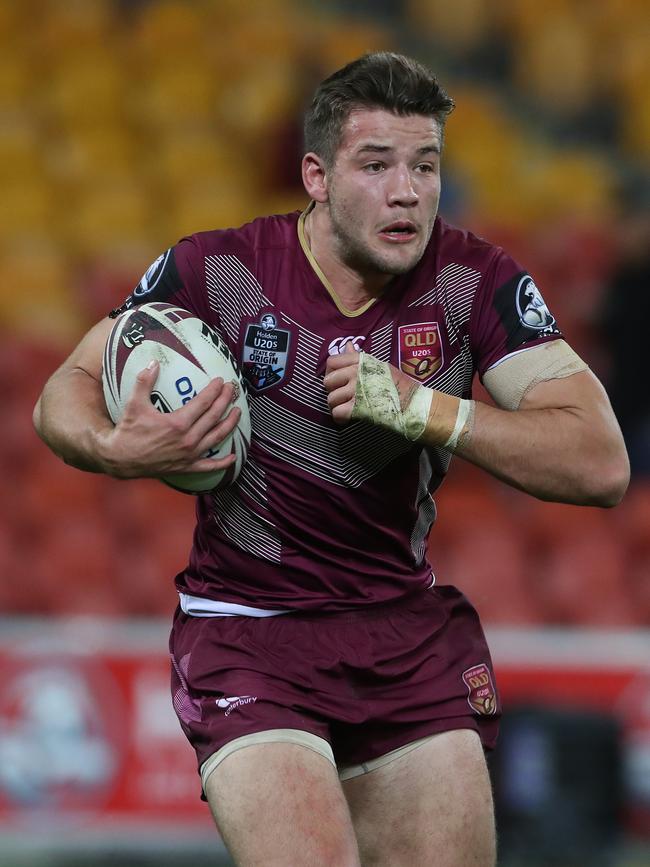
left=134, top=249, right=171, bottom=297
left=516, top=276, right=555, bottom=330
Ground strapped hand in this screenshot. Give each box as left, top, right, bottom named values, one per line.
left=324, top=343, right=473, bottom=450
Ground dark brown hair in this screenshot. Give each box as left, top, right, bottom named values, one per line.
left=304, top=52, right=455, bottom=166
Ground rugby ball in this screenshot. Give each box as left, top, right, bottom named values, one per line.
left=102, top=302, right=251, bottom=493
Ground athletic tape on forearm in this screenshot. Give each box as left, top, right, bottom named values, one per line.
left=442, top=398, right=474, bottom=451
left=351, top=352, right=433, bottom=441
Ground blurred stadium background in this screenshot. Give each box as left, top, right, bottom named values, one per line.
left=0, top=0, right=648, bottom=865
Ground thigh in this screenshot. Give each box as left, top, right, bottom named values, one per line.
left=342, top=730, right=496, bottom=867
left=169, top=609, right=334, bottom=772
left=205, top=741, right=361, bottom=867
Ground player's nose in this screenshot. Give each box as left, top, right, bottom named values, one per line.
left=387, top=165, right=419, bottom=207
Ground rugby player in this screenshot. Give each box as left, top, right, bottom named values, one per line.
left=34, top=53, right=629, bottom=866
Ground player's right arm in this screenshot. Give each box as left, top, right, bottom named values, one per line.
left=33, top=317, right=239, bottom=479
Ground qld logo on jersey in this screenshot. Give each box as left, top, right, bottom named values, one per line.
left=398, top=322, right=444, bottom=381
left=242, top=312, right=291, bottom=391
left=516, top=276, right=555, bottom=331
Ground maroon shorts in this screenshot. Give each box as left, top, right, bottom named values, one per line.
left=168, top=584, right=501, bottom=777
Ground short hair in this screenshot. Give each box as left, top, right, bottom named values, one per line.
left=304, top=52, right=455, bottom=167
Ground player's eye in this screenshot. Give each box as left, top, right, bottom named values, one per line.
left=363, top=162, right=384, bottom=173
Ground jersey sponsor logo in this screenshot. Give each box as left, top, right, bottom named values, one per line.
left=398, top=322, right=444, bottom=380
left=242, top=313, right=291, bottom=391
left=216, top=695, right=257, bottom=717
left=260, top=313, right=277, bottom=330
left=110, top=247, right=183, bottom=318
left=327, top=335, right=366, bottom=355
left=134, top=249, right=172, bottom=297
left=462, top=663, right=497, bottom=716
left=516, top=276, right=556, bottom=331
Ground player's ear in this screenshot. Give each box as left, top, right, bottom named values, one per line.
left=302, top=152, right=329, bottom=203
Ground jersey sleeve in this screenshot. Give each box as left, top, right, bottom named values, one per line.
left=108, top=235, right=211, bottom=322
left=469, top=248, right=563, bottom=380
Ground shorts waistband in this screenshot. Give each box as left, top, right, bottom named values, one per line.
left=179, top=592, right=290, bottom=618
left=280, top=578, right=436, bottom=623
left=179, top=576, right=435, bottom=622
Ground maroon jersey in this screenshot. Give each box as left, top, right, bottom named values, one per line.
left=111, top=210, right=562, bottom=611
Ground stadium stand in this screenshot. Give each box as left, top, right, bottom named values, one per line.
left=3, top=0, right=648, bottom=624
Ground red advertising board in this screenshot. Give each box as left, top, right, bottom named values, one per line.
left=0, top=620, right=213, bottom=845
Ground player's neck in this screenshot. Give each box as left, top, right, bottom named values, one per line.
left=305, top=205, right=392, bottom=310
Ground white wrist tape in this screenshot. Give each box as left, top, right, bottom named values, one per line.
left=351, top=352, right=433, bottom=441
left=442, top=398, right=473, bottom=451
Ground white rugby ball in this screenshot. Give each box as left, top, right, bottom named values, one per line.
left=102, top=302, right=251, bottom=493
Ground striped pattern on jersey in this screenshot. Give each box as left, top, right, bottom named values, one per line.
left=252, top=395, right=412, bottom=488
left=232, top=453, right=268, bottom=505
left=278, top=317, right=395, bottom=412
left=204, top=254, right=416, bottom=488
left=406, top=263, right=477, bottom=503
left=370, top=320, right=393, bottom=361
left=211, top=459, right=282, bottom=563
left=279, top=313, right=328, bottom=412
left=409, top=262, right=479, bottom=398
left=409, top=262, right=480, bottom=345
left=205, top=254, right=272, bottom=342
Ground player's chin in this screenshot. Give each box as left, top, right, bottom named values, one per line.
left=378, top=247, right=424, bottom=275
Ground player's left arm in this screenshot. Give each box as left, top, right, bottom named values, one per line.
left=452, top=366, right=629, bottom=505
left=324, top=343, right=630, bottom=507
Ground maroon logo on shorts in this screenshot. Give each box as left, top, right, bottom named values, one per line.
left=398, top=322, right=443, bottom=381
left=462, top=664, right=497, bottom=716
